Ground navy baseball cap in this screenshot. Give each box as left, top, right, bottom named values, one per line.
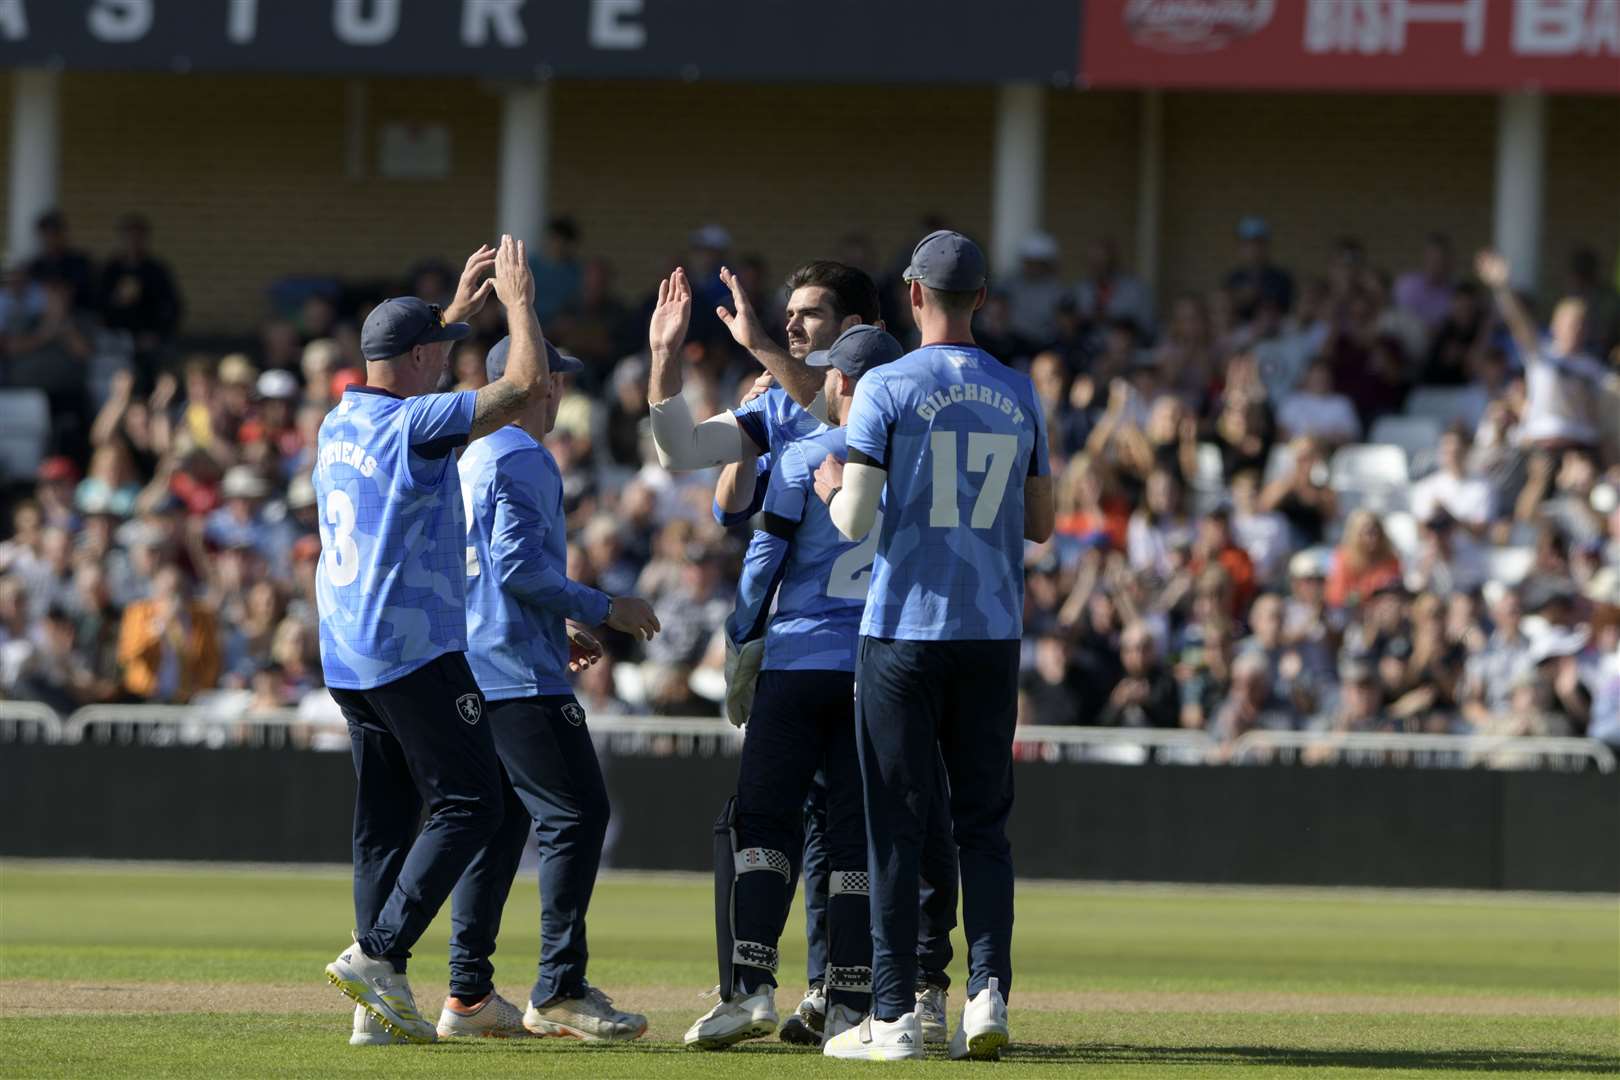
left=361, top=297, right=471, bottom=361
left=903, top=229, right=988, bottom=291
left=485, top=335, right=584, bottom=382
left=804, top=324, right=904, bottom=380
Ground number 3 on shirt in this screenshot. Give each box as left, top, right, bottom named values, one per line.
left=322, top=489, right=361, bottom=588
left=928, top=431, right=1018, bottom=528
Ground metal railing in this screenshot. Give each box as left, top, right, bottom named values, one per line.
left=4, top=702, right=1615, bottom=772
left=1229, top=730, right=1617, bottom=773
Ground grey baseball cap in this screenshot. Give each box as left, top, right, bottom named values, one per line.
left=902, top=229, right=988, bottom=291
left=804, top=324, right=905, bottom=380
left=485, top=335, right=584, bottom=382
left=361, top=297, right=471, bottom=361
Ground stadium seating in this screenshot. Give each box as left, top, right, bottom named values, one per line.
left=1403, top=385, right=1490, bottom=430
left=1368, top=415, right=1443, bottom=477
left=1329, top=444, right=1410, bottom=511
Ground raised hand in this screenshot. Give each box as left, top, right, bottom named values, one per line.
left=445, top=243, right=498, bottom=322
left=649, top=268, right=692, bottom=358
left=715, top=265, right=770, bottom=353
left=491, top=234, right=533, bottom=309
left=1474, top=249, right=1510, bottom=288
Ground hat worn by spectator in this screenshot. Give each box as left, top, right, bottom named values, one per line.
left=1289, top=548, right=1331, bottom=579
left=360, top=297, right=472, bottom=362
left=903, top=230, right=988, bottom=292
left=485, top=335, right=584, bottom=383
left=1018, top=232, right=1059, bottom=263
left=218, top=353, right=259, bottom=388
left=286, top=476, right=317, bottom=510
left=804, top=324, right=905, bottom=380
left=1237, top=215, right=1271, bottom=241
left=38, top=455, right=78, bottom=484
left=221, top=466, right=271, bottom=501
left=256, top=369, right=300, bottom=401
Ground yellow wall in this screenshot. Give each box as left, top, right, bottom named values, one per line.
left=1, top=74, right=1614, bottom=334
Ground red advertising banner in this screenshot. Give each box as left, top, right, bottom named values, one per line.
left=1080, top=0, right=1620, bottom=93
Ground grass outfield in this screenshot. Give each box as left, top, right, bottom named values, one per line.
left=1, top=862, right=1615, bottom=1078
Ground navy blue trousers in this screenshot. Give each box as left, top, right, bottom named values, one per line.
left=446, top=694, right=610, bottom=1005
left=333, top=652, right=506, bottom=971
left=733, top=669, right=870, bottom=1010
left=856, top=637, right=1018, bottom=1020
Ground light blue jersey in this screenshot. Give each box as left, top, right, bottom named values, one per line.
left=313, top=386, right=477, bottom=690
left=845, top=344, right=1048, bottom=642
left=460, top=426, right=610, bottom=701
left=753, top=427, right=873, bottom=672
left=733, top=387, right=826, bottom=455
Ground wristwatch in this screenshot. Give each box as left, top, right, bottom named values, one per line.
left=822, top=485, right=841, bottom=507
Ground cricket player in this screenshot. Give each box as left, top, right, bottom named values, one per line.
left=658, top=262, right=962, bottom=1044
left=817, top=230, right=1055, bottom=1062
left=318, top=237, right=550, bottom=1044
left=682, top=324, right=905, bottom=1050
left=429, top=334, right=662, bottom=1042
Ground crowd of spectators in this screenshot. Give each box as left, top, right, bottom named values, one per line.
left=1, top=208, right=1617, bottom=761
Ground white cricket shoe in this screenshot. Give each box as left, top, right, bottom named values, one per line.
left=682, top=986, right=777, bottom=1050
left=777, top=983, right=826, bottom=1046
left=349, top=1004, right=403, bottom=1046
left=324, top=942, right=437, bottom=1044
left=822, top=1011, right=924, bottom=1061
left=915, top=983, right=949, bottom=1045
left=947, top=978, right=1009, bottom=1061
left=525, top=985, right=648, bottom=1042
left=436, top=992, right=529, bottom=1038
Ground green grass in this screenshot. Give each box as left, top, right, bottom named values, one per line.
left=1, top=862, right=1617, bottom=1078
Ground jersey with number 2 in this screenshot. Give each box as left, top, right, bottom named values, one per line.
left=313, top=385, right=477, bottom=690
left=845, top=343, right=1048, bottom=642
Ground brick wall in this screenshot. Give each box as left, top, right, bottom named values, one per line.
left=0, top=74, right=1614, bottom=334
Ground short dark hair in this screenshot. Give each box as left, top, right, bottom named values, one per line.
left=785, top=261, right=880, bottom=324
left=35, top=209, right=65, bottom=234
left=548, top=216, right=580, bottom=245
left=921, top=285, right=981, bottom=315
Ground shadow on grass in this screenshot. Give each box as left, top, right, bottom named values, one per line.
left=1008, top=1043, right=1620, bottom=1073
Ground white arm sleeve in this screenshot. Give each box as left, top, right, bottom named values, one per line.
left=829, top=461, right=885, bottom=541
left=649, top=394, right=746, bottom=470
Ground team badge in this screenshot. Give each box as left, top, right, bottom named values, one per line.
left=562, top=702, right=586, bottom=727
left=456, top=693, right=483, bottom=725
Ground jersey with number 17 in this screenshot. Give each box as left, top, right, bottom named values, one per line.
left=313, top=386, right=477, bottom=690
left=845, top=343, right=1048, bottom=642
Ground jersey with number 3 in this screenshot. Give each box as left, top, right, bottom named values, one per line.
left=313, top=385, right=477, bottom=690
left=760, top=427, right=875, bottom=671
left=845, top=344, right=1048, bottom=641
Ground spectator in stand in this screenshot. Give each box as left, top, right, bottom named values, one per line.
left=1210, top=650, right=1294, bottom=754
left=1311, top=659, right=1387, bottom=740
left=0, top=262, right=45, bottom=333
left=552, top=258, right=636, bottom=392
left=99, top=213, right=182, bottom=386
left=1225, top=216, right=1294, bottom=321
left=1567, top=247, right=1620, bottom=361
left=33, top=458, right=80, bottom=530
left=1073, top=236, right=1154, bottom=340
left=1188, top=507, right=1256, bottom=619
left=1277, top=359, right=1360, bottom=446
left=1053, top=455, right=1130, bottom=552
left=1423, top=283, right=1487, bottom=386
left=1003, top=232, right=1065, bottom=351
left=1326, top=510, right=1403, bottom=611
left=1154, top=295, right=1219, bottom=406
left=1019, top=634, right=1082, bottom=727
left=1229, top=470, right=1289, bottom=583
left=529, top=216, right=584, bottom=322
left=27, top=210, right=95, bottom=311
left=1408, top=512, right=1487, bottom=597
left=4, top=274, right=96, bottom=456
left=115, top=563, right=220, bottom=703
left=1126, top=467, right=1195, bottom=581
left=1410, top=425, right=1495, bottom=538
left=1394, top=232, right=1457, bottom=335
left=1097, top=621, right=1179, bottom=729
